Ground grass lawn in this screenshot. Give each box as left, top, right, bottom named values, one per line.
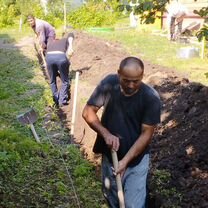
left=88, top=18, right=208, bottom=86
left=0, top=28, right=106, bottom=208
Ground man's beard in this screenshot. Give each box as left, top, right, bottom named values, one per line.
left=122, top=88, right=137, bottom=96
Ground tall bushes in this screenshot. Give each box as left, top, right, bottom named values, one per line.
left=67, top=2, right=118, bottom=29
left=0, top=0, right=122, bottom=29
left=0, top=0, right=45, bottom=28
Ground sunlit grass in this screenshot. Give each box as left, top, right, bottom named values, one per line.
left=88, top=18, right=208, bottom=86
left=0, top=28, right=106, bottom=207
left=0, top=25, right=32, bottom=42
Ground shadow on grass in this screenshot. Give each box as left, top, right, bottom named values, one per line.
left=0, top=33, right=46, bottom=136
left=0, top=32, right=105, bottom=208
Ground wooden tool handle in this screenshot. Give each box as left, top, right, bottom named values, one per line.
left=30, top=123, right=40, bottom=143
left=40, top=50, right=47, bottom=67
left=111, top=150, right=125, bottom=208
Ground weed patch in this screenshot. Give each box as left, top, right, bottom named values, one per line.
left=0, top=30, right=106, bottom=208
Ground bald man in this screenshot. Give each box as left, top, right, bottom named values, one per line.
left=82, top=57, right=161, bottom=208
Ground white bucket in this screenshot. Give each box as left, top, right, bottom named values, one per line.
left=177, top=47, right=199, bottom=59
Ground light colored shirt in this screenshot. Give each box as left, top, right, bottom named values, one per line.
left=167, top=1, right=188, bottom=18
left=35, top=18, right=56, bottom=48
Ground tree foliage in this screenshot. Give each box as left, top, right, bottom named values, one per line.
left=194, top=7, right=208, bottom=41
left=67, top=1, right=118, bottom=29
left=118, top=0, right=208, bottom=41
left=0, top=0, right=63, bottom=28
left=0, top=0, right=44, bottom=27
left=118, top=0, right=168, bottom=24
left=0, top=0, right=207, bottom=41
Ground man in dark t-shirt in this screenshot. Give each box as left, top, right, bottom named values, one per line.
left=82, top=57, right=161, bottom=208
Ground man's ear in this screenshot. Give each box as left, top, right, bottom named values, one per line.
left=117, top=70, right=122, bottom=81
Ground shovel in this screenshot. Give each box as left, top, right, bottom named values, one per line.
left=17, top=108, right=40, bottom=143
left=40, top=49, right=47, bottom=68
left=111, top=150, right=125, bottom=208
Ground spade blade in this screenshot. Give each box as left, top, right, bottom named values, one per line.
left=17, top=108, right=38, bottom=125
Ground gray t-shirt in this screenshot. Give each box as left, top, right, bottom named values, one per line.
left=87, top=74, right=161, bottom=166
left=34, top=18, right=56, bottom=47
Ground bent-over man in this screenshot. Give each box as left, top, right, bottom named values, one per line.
left=45, top=33, right=74, bottom=107
left=166, top=0, right=188, bottom=41
left=27, top=15, right=56, bottom=51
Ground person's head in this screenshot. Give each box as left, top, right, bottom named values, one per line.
left=27, top=15, right=36, bottom=27
left=62, top=31, right=75, bottom=39
left=118, top=57, right=144, bottom=96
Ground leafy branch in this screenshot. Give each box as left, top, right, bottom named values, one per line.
left=194, top=7, right=208, bottom=41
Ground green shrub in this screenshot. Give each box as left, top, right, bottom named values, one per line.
left=0, top=6, right=15, bottom=27
left=0, top=0, right=45, bottom=28
left=44, top=15, right=63, bottom=28
left=67, top=2, right=117, bottom=29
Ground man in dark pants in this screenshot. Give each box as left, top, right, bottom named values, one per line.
left=82, top=57, right=161, bottom=208
left=45, top=33, right=74, bottom=107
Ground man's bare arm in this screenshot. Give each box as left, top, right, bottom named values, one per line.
left=36, top=26, right=46, bottom=50
left=117, top=124, right=155, bottom=175
left=82, top=104, right=119, bottom=150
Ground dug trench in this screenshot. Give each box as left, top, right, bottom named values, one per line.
left=46, top=31, right=208, bottom=208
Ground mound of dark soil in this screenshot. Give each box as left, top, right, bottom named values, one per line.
left=150, top=77, right=208, bottom=208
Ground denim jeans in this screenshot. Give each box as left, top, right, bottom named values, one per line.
left=46, top=53, right=70, bottom=105
left=101, top=154, right=149, bottom=208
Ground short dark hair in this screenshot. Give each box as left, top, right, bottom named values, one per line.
left=62, top=32, right=75, bottom=39
left=119, top=57, right=144, bottom=72
left=27, top=15, right=35, bottom=21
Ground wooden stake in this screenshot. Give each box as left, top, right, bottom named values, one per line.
left=71, top=71, right=79, bottom=137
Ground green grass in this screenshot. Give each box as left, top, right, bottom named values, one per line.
left=88, top=18, right=208, bottom=86
left=0, top=130, right=106, bottom=208
left=0, top=28, right=106, bottom=207
left=0, top=25, right=32, bottom=43
left=0, top=24, right=64, bottom=43
left=0, top=47, right=47, bottom=133
left=149, top=169, right=182, bottom=207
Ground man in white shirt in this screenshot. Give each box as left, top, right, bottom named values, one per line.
left=166, top=0, right=188, bottom=41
